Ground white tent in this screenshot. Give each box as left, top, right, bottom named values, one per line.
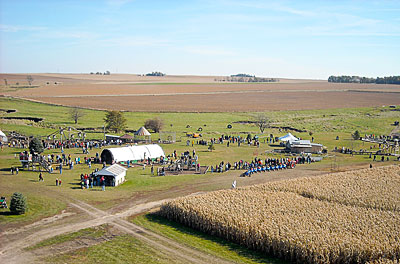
left=278, top=133, right=299, bottom=142
left=0, top=130, right=8, bottom=143
left=93, top=164, right=127, bottom=186
left=101, top=144, right=165, bottom=164
left=135, top=126, right=151, bottom=136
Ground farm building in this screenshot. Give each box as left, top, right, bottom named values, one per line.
left=100, top=144, right=165, bottom=164
left=105, top=134, right=120, bottom=143
left=93, top=164, right=126, bottom=186
left=286, top=140, right=323, bottom=154
left=0, top=130, right=8, bottom=143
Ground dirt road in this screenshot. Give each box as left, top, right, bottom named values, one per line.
left=0, top=198, right=234, bottom=264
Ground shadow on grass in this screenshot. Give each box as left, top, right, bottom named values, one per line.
left=144, top=213, right=287, bottom=264
left=0, top=211, right=14, bottom=216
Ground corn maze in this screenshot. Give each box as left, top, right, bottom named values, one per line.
left=159, top=165, right=400, bottom=264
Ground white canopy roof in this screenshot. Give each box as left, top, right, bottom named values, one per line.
left=94, top=164, right=127, bottom=177
left=278, top=133, right=299, bottom=142
left=0, top=130, right=7, bottom=142
left=103, top=144, right=165, bottom=163
left=135, top=126, right=151, bottom=136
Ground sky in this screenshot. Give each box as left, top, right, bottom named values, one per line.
left=0, top=0, right=399, bottom=79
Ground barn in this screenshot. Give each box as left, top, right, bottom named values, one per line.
left=93, top=164, right=127, bottom=186
left=100, top=144, right=165, bottom=164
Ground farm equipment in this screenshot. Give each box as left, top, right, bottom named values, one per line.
left=0, top=196, right=8, bottom=209
left=186, top=133, right=202, bottom=138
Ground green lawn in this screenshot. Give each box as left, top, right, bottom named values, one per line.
left=45, top=234, right=186, bottom=264
left=26, top=226, right=108, bottom=251
left=132, top=213, right=286, bottom=264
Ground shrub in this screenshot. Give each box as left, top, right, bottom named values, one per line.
left=145, top=118, right=164, bottom=133
left=10, top=192, right=27, bottom=215
left=29, top=137, right=44, bottom=154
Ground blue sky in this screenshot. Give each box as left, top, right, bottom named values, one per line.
left=0, top=0, right=399, bottom=79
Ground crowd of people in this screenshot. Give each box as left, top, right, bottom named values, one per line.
left=210, top=156, right=299, bottom=174
left=192, top=134, right=266, bottom=148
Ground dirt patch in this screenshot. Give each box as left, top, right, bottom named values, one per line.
left=29, top=225, right=120, bottom=258
left=3, top=210, right=75, bottom=236
left=17, top=90, right=399, bottom=112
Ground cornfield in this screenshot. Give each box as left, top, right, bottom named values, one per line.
left=367, top=259, right=400, bottom=264
left=159, top=165, right=400, bottom=264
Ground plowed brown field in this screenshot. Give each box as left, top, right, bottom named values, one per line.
left=1, top=73, right=399, bottom=112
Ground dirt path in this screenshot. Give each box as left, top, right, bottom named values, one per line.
left=0, top=198, right=234, bottom=264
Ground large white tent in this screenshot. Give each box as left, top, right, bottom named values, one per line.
left=101, top=144, right=165, bottom=164
left=278, top=133, right=299, bottom=142
left=0, top=130, right=8, bottom=143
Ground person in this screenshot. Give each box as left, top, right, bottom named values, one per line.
left=232, top=180, right=237, bottom=189
left=101, top=176, right=105, bottom=191
left=15, top=167, right=19, bottom=174
left=11, top=167, right=14, bottom=175
left=59, top=164, right=62, bottom=174
left=370, top=164, right=373, bottom=168
left=39, top=172, right=43, bottom=182
left=56, top=178, right=59, bottom=186
left=59, top=179, right=62, bottom=186
left=151, top=165, right=154, bottom=175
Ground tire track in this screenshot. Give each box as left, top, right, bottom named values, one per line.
left=0, top=199, right=234, bottom=264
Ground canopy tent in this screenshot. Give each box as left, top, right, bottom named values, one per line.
left=0, top=130, right=8, bottom=143
left=120, top=134, right=134, bottom=143
left=134, top=126, right=151, bottom=143
left=278, top=133, right=299, bottom=142
left=135, top=127, right=151, bottom=136
left=100, top=144, right=165, bottom=164
left=93, top=164, right=127, bottom=186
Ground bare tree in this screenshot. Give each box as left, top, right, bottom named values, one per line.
left=27, top=75, right=34, bottom=86
left=254, top=114, right=270, bottom=134
left=69, top=108, right=85, bottom=124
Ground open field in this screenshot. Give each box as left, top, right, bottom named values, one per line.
left=1, top=73, right=399, bottom=111
left=0, top=95, right=399, bottom=263
left=159, top=165, right=400, bottom=264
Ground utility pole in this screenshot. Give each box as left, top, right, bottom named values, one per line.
left=103, top=124, right=106, bottom=145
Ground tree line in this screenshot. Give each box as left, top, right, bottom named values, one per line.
left=146, top=71, right=165, bottom=76
left=328, top=75, right=400, bottom=85
left=217, top=76, right=278, bottom=83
